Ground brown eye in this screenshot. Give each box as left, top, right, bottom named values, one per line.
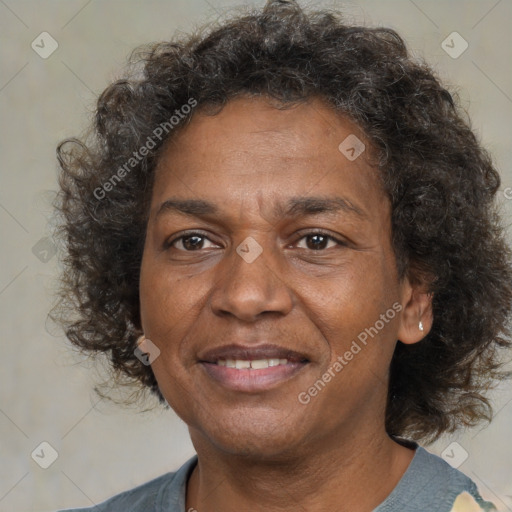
left=166, top=232, right=217, bottom=251
left=296, top=232, right=341, bottom=251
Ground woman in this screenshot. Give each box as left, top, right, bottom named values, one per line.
left=54, top=1, right=511, bottom=510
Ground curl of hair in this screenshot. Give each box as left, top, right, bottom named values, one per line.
left=53, top=0, right=512, bottom=442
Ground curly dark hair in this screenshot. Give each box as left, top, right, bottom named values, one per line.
left=53, top=0, right=512, bottom=443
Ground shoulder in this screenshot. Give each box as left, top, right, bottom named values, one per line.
left=376, top=446, right=497, bottom=512
left=56, top=456, right=197, bottom=512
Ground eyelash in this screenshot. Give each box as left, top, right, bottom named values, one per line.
left=165, top=230, right=346, bottom=252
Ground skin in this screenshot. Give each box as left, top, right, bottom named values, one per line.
left=139, top=95, right=433, bottom=512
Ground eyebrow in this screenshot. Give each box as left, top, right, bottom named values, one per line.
left=155, top=196, right=367, bottom=221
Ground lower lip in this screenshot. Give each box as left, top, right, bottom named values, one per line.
left=199, top=362, right=308, bottom=392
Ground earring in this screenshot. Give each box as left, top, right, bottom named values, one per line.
left=419, top=321, right=424, bottom=332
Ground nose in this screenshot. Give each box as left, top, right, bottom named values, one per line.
left=209, top=237, right=294, bottom=322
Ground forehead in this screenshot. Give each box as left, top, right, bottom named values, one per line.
left=150, top=95, right=387, bottom=221
left=159, top=95, right=370, bottom=167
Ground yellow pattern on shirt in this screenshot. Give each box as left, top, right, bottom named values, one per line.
left=449, top=492, right=487, bottom=512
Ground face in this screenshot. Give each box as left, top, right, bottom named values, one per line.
left=139, top=95, right=419, bottom=459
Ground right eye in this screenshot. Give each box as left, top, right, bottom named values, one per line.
left=165, top=232, right=219, bottom=251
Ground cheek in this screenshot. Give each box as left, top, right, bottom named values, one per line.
left=139, top=268, right=197, bottom=411
left=139, top=260, right=213, bottom=392
left=307, top=257, right=388, bottom=326
left=140, top=260, right=196, bottom=333
left=310, top=257, right=399, bottom=364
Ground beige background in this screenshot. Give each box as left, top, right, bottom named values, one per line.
left=0, top=0, right=511, bottom=511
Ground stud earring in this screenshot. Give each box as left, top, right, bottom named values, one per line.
left=419, top=321, right=424, bottom=332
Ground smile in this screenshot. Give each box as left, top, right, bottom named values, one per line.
left=216, top=358, right=290, bottom=369
left=198, top=344, right=310, bottom=392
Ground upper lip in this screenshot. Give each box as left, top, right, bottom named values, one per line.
left=198, top=344, right=310, bottom=363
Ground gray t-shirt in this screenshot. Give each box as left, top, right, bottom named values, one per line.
left=57, top=446, right=497, bottom=511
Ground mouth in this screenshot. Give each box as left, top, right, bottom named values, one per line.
left=198, top=344, right=310, bottom=392
left=215, top=358, right=295, bottom=369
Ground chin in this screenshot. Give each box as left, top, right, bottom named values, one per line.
left=192, top=410, right=308, bottom=461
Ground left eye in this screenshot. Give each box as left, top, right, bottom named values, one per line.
left=295, top=233, right=341, bottom=251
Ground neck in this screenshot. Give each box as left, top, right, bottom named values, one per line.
left=186, top=425, right=415, bottom=512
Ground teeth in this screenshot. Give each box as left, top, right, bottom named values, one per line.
left=216, top=358, right=290, bottom=369
left=251, top=359, right=269, bottom=369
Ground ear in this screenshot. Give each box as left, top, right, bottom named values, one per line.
left=396, top=277, right=433, bottom=345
